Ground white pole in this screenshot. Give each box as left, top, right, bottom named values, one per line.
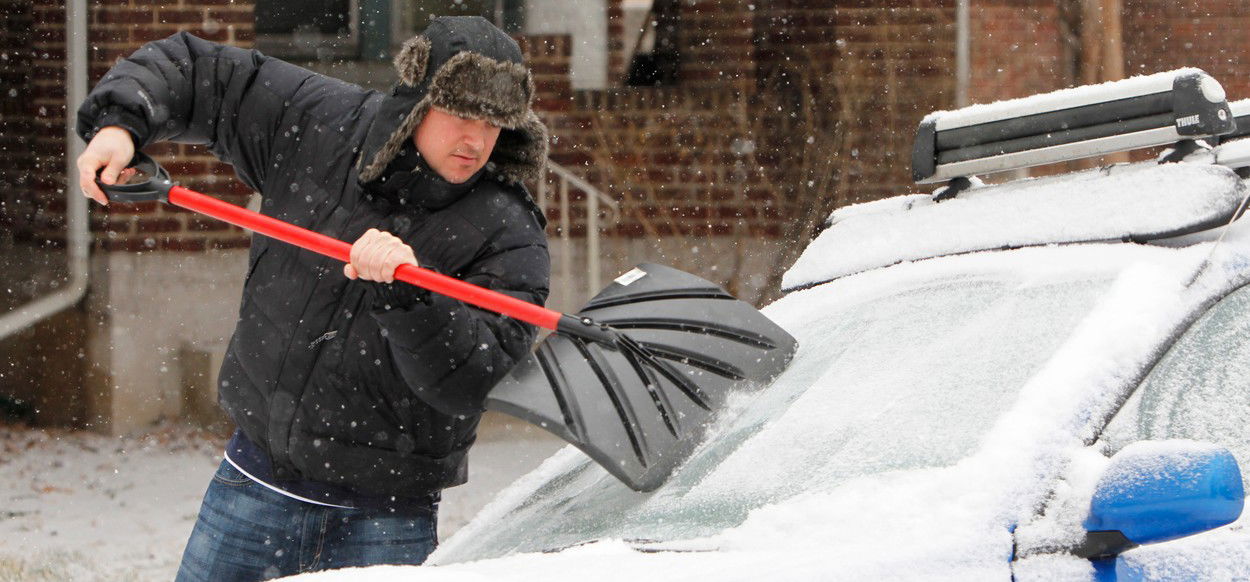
left=587, top=184, right=600, bottom=296
left=956, top=0, right=971, bottom=108
left=559, top=178, right=571, bottom=309
left=65, top=0, right=90, bottom=284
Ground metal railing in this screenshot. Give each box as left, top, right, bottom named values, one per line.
left=535, top=160, right=619, bottom=307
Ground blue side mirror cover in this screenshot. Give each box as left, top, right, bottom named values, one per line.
left=1085, top=440, right=1245, bottom=546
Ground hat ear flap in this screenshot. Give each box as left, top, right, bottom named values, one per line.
left=394, top=36, right=431, bottom=86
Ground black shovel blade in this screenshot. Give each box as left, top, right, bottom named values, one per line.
left=485, top=263, right=798, bottom=491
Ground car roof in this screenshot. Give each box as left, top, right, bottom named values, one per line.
left=781, top=161, right=1247, bottom=292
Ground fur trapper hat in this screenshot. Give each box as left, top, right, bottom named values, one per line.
left=357, top=16, right=548, bottom=186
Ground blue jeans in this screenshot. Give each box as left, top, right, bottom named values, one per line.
left=175, top=460, right=438, bottom=581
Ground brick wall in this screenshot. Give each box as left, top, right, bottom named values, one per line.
left=968, top=1, right=1070, bottom=104
left=827, top=3, right=956, bottom=202
left=10, top=2, right=1250, bottom=269
left=26, top=1, right=69, bottom=250
left=0, top=0, right=35, bottom=242
left=1123, top=0, right=1250, bottom=99
left=533, top=1, right=957, bottom=244
left=569, top=87, right=777, bottom=238
left=11, top=1, right=1068, bottom=254
left=678, top=0, right=756, bottom=84
left=16, top=2, right=1243, bottom=272
left=24, top=0, right=256, bottom=255
left=519, top=34, right=575, bottom=115
left=555, top=0, right=1250, bottom=292
left=606, top=0, right=627, bottom=86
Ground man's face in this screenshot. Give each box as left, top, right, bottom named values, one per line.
left=413, top=107, right=502, bottom=184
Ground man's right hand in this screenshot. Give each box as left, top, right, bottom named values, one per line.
left=345, top=228, right=421, bottom=283
left=76, top=126, right=137, bottom=206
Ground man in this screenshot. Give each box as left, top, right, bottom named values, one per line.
left=75, top=16, right=550, bottom=580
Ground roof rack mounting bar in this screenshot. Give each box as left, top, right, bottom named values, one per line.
left=1184, top=100, right=1250, bottom=174
left=1157, top=138, right=1212, bottom=164
left=912, top=69, right=1236, bottom=185
left=1217, top=98, right=1250, bottom=144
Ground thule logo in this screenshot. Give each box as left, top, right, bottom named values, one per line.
left=1176, top=114, right=1202, bottom=128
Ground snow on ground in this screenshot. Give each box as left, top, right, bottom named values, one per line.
left=0, top=423, right=220, bottom=581
left=0, top=414, right=564, bottom=582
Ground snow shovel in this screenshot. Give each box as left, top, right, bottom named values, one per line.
left=99, top=153, right=798, bottom=491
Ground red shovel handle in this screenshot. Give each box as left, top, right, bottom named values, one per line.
left=166, top=185, right=564, bottom=330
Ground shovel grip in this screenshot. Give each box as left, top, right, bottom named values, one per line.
left=164, top=185, right=564, bottom=330
left=94, top=152, right=174, bottom=202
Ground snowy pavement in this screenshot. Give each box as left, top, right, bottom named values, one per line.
left=0, top=414, right=565, bottom=582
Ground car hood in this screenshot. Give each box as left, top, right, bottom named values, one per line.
left=286, top=462, right=1020, bottom=581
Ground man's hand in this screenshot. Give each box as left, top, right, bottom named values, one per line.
left=76, top=126, right=137, bottom=206
left=345, top=228, right=420, bottom=283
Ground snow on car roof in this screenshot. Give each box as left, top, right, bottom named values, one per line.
left=781, top=162, right=1246, bottom=291
left=923, top=68, right=1207, bottom=131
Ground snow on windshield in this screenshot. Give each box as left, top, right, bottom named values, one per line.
left=783, top=163, right=1244, bottom=291
left=426, top=243, right=1210, bottom=575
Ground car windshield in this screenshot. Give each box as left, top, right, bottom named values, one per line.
left=435, top=256, right=1119, bottom=563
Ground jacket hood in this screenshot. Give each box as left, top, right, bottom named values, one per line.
left=356, top=16, right=548, bottom=190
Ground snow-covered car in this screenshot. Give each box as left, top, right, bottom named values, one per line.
left=296, top=71, right=1250, bottom=581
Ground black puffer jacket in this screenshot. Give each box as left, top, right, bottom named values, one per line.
left=77, top=25, right=550, bottom=499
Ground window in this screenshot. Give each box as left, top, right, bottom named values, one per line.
left=1100, top=283, right=1250, bottom=479
left=255, top=0, right=524, bottom=62
left=400, top=0, right=524, bottom=36
left=254, top=0, right=360, bottom=60
left=623, top=0, right=680, bottom=86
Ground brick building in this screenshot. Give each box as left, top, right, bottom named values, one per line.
left=2, top=0, right=1249, bottom=433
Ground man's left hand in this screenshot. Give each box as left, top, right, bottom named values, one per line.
left=345, top=228, right=419, bottom=283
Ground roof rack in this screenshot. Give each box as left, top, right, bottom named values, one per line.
left=912, top=69, right=1236, bottom=191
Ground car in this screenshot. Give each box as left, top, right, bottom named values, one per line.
left=292, top=69, right=1249, bottom=581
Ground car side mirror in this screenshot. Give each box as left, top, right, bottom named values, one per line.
left=1075, top=440, right=1244, bottom=560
